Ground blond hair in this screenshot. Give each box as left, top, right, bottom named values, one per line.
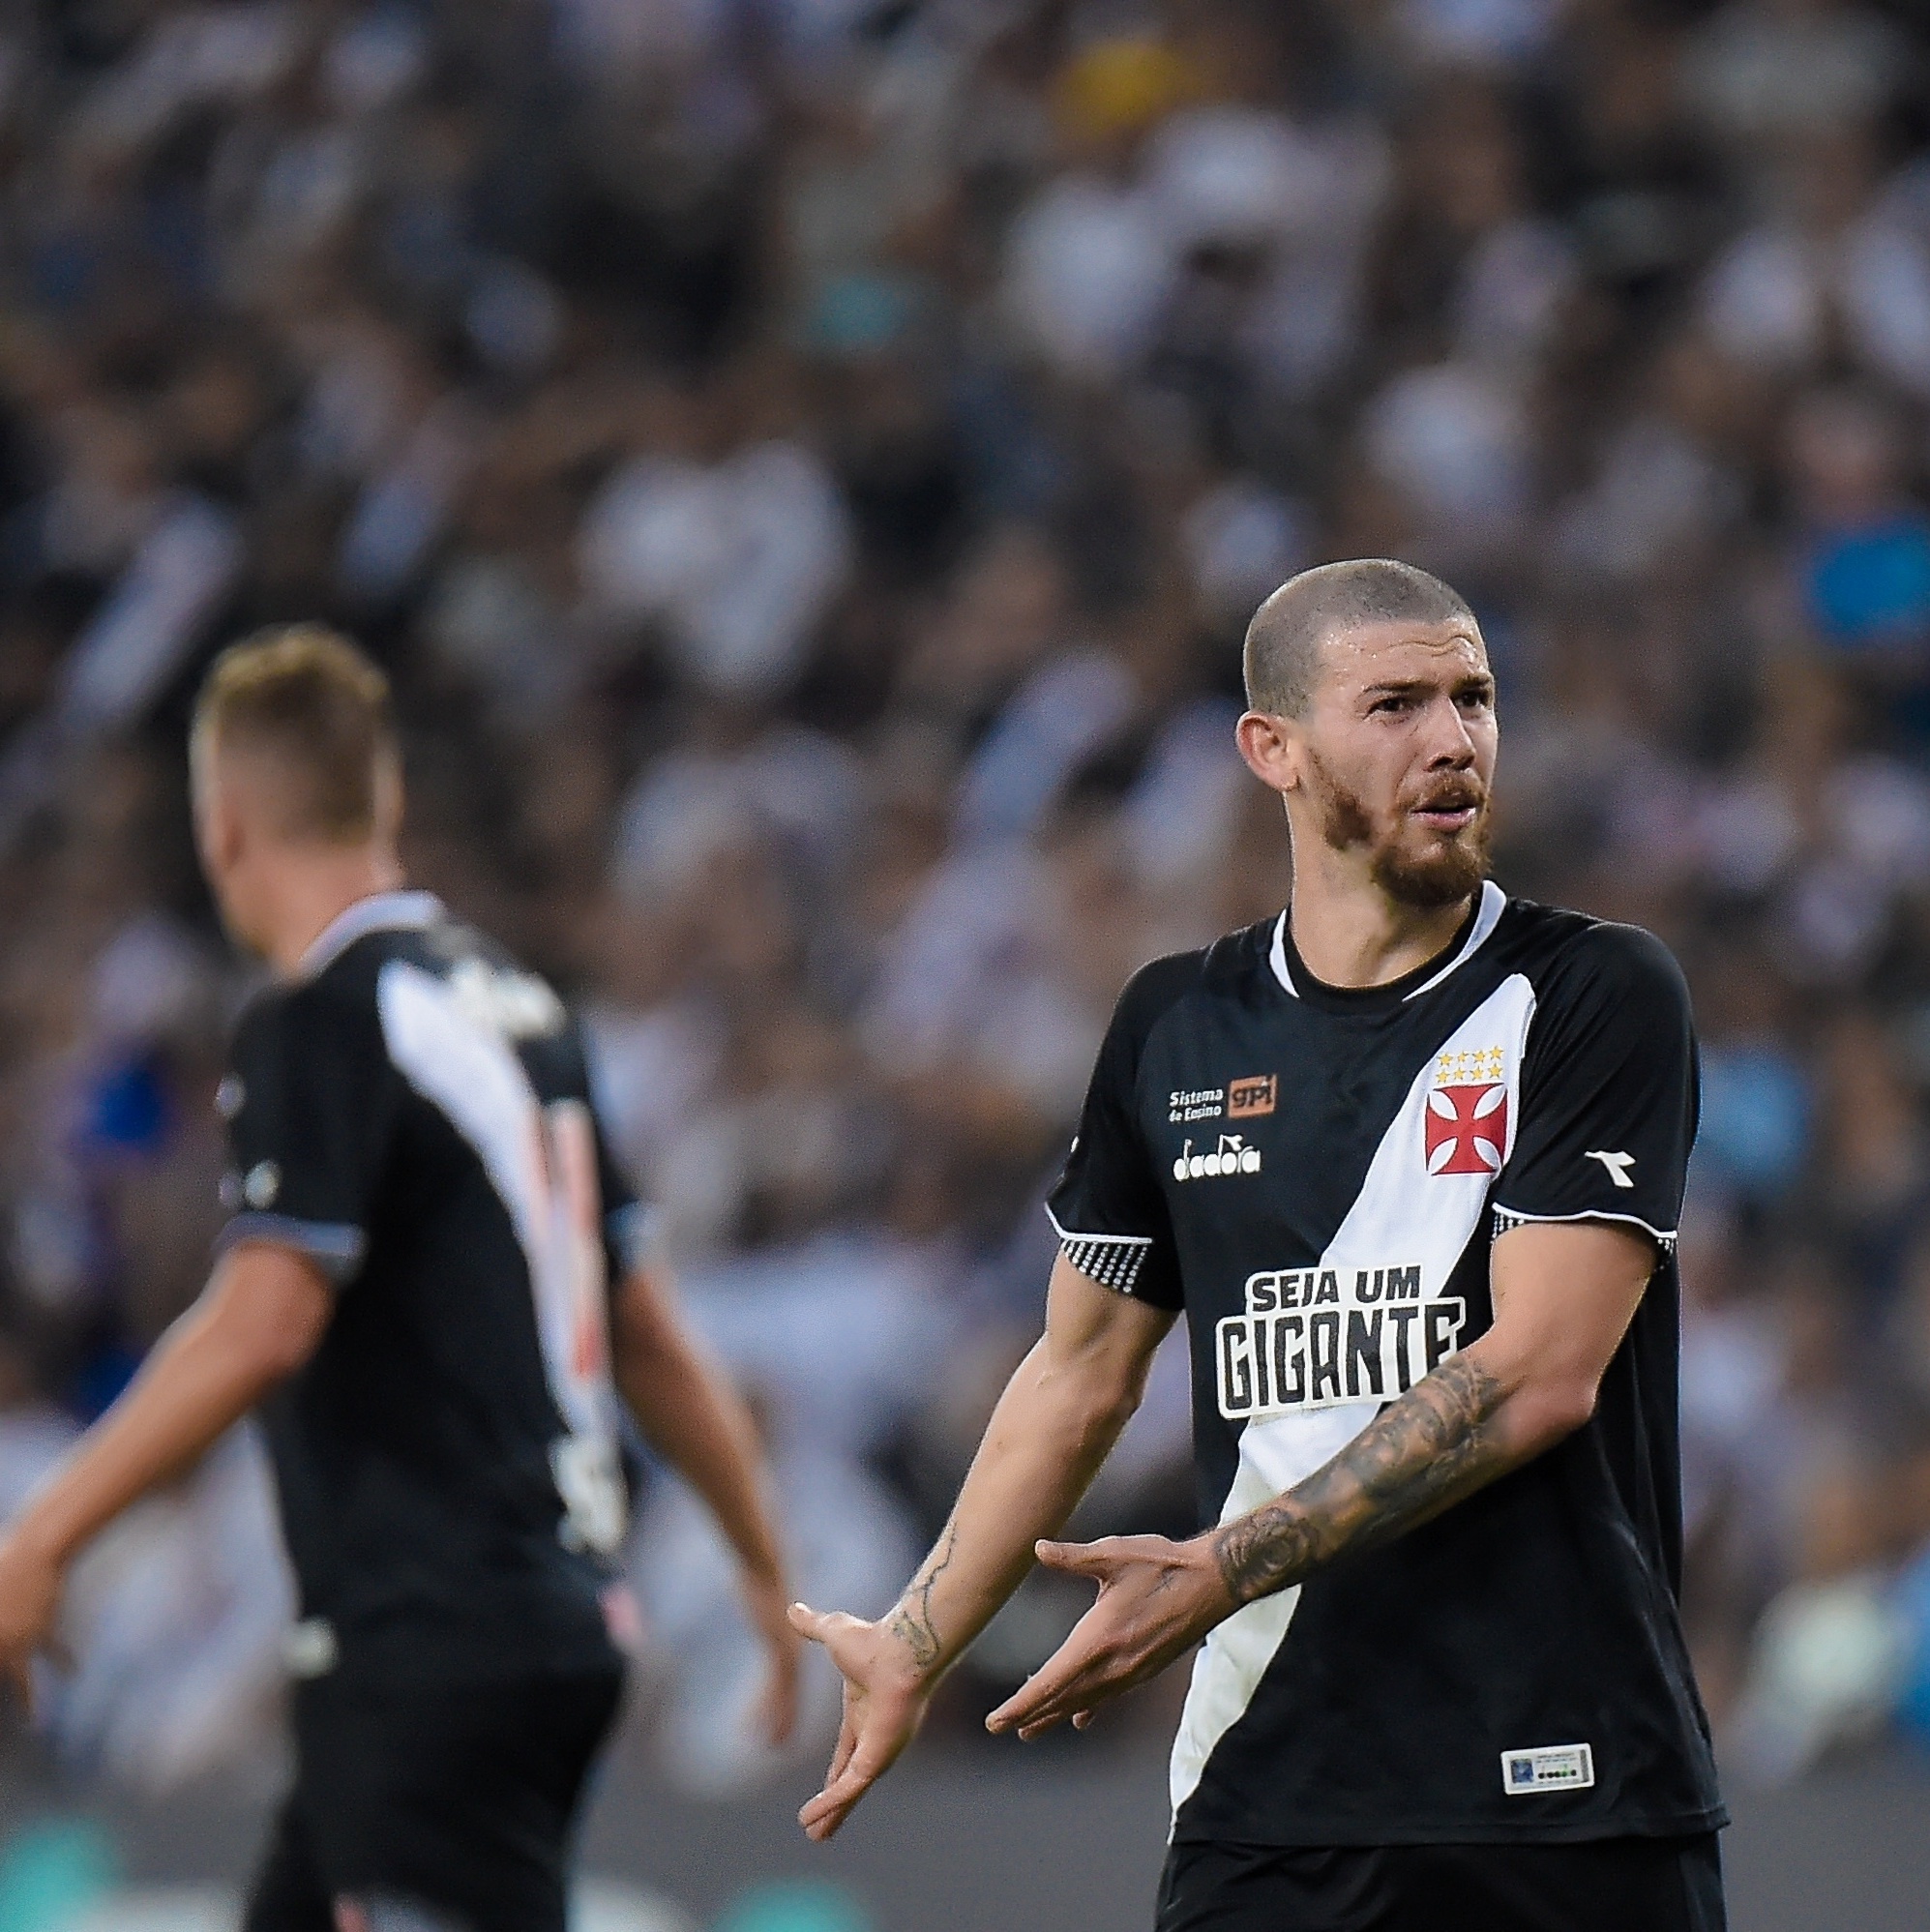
left=193, top=625, right=397, bottom=843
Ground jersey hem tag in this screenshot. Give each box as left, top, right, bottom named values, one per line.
left=1500, top=1742, right=1594, bottom=1795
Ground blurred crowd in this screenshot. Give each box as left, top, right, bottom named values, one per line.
left=5, top=0, right=1930, bottom=1801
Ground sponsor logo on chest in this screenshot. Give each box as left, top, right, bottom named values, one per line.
left=1216, top=1263, right=1468, bottom=1420
left=1169, top=1074, right=1277, bottom=1125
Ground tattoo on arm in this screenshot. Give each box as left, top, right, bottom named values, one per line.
left=1211, top=1354, right=1509, bottom=1606
left=888, top=1521, right=959, bottom=1672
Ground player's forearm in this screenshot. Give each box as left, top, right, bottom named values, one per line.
left=888, top=1337, right=1143, bottom=1681
left=10, top=1257, right=320, bottom=1568
left=1209, top=1342, right=1589, bottom=1606
left=616, top=1318, right=784, bottom=1587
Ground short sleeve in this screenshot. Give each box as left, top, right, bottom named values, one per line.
left=216, top=985, right=397, bottom=1283
left=1045, top=958, right=1190, bottom=1310
left=1492, top=924, right=1698, bottom=1255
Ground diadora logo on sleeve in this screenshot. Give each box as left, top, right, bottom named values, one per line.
left=1424, top=1045, right=1509, bottom=1177
left=1173, top=1133, right=1262, bottom=1180
left=1216, top=1263, right=1467, bottom=1419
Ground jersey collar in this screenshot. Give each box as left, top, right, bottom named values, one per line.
left=1268, top=878, right=1506, bottom=1004
left=298, top=890, right=444, bottom=980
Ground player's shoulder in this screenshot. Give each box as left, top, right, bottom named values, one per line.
left=1498, top=897, right=1690, bottom=1019
left=1110, top=918, right=1275, bottom=1044
left=227, top=964, right=384, bottom=1102
left=386, top=916, right=594, bottom=1087
left=234, top=903, right=546, bottom=1055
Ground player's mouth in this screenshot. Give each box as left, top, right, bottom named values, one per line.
left=1410, top=790, right=1484, bottom=834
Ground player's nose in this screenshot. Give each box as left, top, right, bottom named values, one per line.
left=1419, top=697, right=1478, bottom=767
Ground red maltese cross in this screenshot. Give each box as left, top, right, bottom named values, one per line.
left=1424, top=1083, right=1508, bottom=1176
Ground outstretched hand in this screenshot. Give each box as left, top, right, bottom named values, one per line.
left=788, top=1604, right=935, bottom=1842
left=0, top=1530, right=65, bottom=1717
left=985, top=1533, right=1233, bottom=1741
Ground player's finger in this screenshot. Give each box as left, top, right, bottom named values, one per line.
left=1015, top=1668, right=1117, bottom=1739
left=1019, top=1639, right=1160, bottom=1739
left=800, top=1782, right=859, bottom=1838
left=801, top=1789, right=861, bottom=1842
left=1032, top=1538, right=1114, bottom=1579
left=996, top=1615, right=1141, bottom=1738
left=817, top=1733, right=894, bottom=1813
left=800, top=1748, right=886, bottom=1840
left=792, top=1607, right=876, bottom=1679
left=986, top=1641, right=1093, bottom=1734
left=825, top=1704, right=860, bottom=1787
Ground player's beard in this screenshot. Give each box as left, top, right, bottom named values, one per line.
left=1306, top=750, right=1492, bottom=909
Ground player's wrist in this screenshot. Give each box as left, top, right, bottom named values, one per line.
left=881, top=1605, right=950, bottom=1690
left=2, top=1507, right=73, bottom=1579
left=738, top=1555, right=787, bottom=1598
left=1183, top=1529, right=1250, bottom=1611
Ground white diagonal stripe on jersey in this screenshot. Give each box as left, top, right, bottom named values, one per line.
left=1168, top=969, right=1539, bottom=1826
left=377, top=962, right=623, bottom=1544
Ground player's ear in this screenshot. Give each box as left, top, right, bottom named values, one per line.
left=191, top=740, right=244, bottom=878
left=1235, top=710, right=1303, bottom=797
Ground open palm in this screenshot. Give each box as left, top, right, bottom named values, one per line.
left=788, top=1604, right=934, bottom=1841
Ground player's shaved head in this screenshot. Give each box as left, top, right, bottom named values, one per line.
left=193, top=624, right=398, bottom=845
left=1244, top=560, right=1479, bottom=718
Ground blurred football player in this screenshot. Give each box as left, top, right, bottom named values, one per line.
left=0, top=626, right=798, bottom=1932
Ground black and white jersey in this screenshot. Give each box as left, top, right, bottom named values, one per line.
left=1048, top=882, right=1724, bottom=1848
left=217, top=892, right=643, bottom=1684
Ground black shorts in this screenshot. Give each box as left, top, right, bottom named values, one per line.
left=1156, top=1831, right=1726, bottom=1932
left=243, top=1660, right=626, bottom=1932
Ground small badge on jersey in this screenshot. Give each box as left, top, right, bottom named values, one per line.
left=1228, top=1074, right=1277, bottom=1118
left=1501, top=1742, right=1594, bottom=1795
left=1426, top=1044, right=1510, bottom=1177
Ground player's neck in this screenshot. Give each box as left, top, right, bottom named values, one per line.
left=1285, top=849, right=1473, bottom=991
left=258, top=846, right=409, bottom=979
